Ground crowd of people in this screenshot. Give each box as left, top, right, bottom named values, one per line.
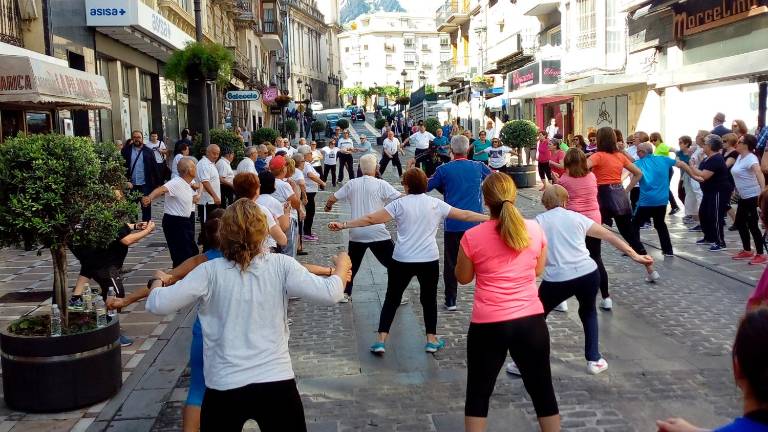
left=63, top=112, right=768, bottom=432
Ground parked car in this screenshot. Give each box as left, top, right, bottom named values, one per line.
left=325, top=114, right=340, bottom=137
left=343, top=105, right=356, bottom=117
left=310, top=101, right=324, bottom=111
left=353, top=110, right=366, bottom=122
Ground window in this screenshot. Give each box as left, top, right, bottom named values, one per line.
left=121, top=65, right=130, bottom=96
left=404, top=37, right=414, bottom=48
left=345, top=47, right=349, bottom=52
left=576, top=0, right=596, bottom=49
left=405, top=80, right=413, bottom=89
left=440, top=35, right=450, bottom=47
left=606, top=0, right=623, bottom=55
left=404, top=53, right=416, bottom=67
left=178, top=0, right=191, bottom=12
left=548, top=27, right=561, bottom=47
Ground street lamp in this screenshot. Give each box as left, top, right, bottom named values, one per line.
left=193, top=0, right=209, bottom=146
left=297, top=78, right=303, bottom=100
left=400, top=69, right=407, bottom=94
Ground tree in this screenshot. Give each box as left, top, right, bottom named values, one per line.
left=374, top=118, right=387, bottom=130
left=425, top=84, right=436, bottom=95
left=311, top=121, right=326, bottom=140
left=253, top=127, right=279, bottom=145
left=424, top=117, right=441, bottom=135
left=283, top=119, right=298, bottom=138
left=500, top=120, right=539, bottom=166
left=0, top=135, right=138, bottom=327
left=193, top=129, right=245, bottom=167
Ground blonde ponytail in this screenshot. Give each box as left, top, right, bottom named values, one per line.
left=481, top=173, right=530, bottom=251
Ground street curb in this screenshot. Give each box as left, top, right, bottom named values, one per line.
left=85, top=305, right=194, bottom=432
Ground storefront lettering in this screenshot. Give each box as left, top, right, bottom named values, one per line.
left=673, top=0, right=768, bottom=40
left=513, top=71, right=535, bottom=87
left=0, top=75, right=33, bottom=91
left=151, top=14, right=172, bottom=40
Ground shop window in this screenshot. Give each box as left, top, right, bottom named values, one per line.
left=96, top=58, right=113, bottom=144
left=1, top=109, right=23, bottom=141
left=26, top=112, right=52, bottom=135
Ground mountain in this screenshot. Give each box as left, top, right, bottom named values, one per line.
left=340, top=0, right=406, bottom=23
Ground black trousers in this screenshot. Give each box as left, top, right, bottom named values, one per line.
left=414, top=148, right=432, bottom=174
left=736, top=196, right=764, bottom=254
left=322, top=164, right=337, bottom=186
left=585, top=236, right=609, bottom=299
left=537, top=163, right=552, bottom=182
left=163, top=213, right=198, bottom=268
left=603, top=213, right=645, bottom=255
left=303, top=192, right=316, bottom=236
left=338, top=153, right=355, bottom=182
left=220, top=184, right=235, bottom=208
left=346, top=240, right=394, bottom=295
left=443, top=231, right=465, bottom=304
left=378, top=260, right=439, bottom=334
left=379, top=153, right=403, bottom=177
left=465, top=314, right=558, bottom=418
left=200, top=379, right=306, bottom=432
left=632, top=205, right=673, bottom=255
left=79, top=266, right=125, bottom=301
left=132, top=184, right=152, bottom=221
left=197, top=203, right=220, bottom=247
left=630, top=187, right=640, bottom=213
left=700, top=189, right=730, bottom=245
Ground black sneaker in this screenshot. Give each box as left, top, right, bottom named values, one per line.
left=443, top=298, right=457, bottom=312
left=669, top=207, right=680, bottom=216
left=68, top=295, right=84, bottom=312
left=728, top=225, right=738, bottom=231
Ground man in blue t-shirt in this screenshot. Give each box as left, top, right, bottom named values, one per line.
left=627, top=142, right=688, bottom=257
left=427, top=135, right=491, bottom=310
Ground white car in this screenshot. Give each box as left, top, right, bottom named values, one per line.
left=310, top=101, right=324, bottom=111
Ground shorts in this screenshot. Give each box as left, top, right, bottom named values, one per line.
left=186, top=317, right=205, bottom=407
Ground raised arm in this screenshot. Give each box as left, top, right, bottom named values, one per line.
left=146, top=263, right=210, bottom=316
left=328, top=208, right=392, bottom=230
left=142, top=185, right=169, bottom=206
left=447, top=207, right=489, bottom=223
left=120, top=221, right=156, bottom=246
left=586, top=223, right=653, bottom=267
left=284, top=254, right=351, bottom=304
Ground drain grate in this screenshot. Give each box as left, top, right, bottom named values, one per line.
left=0, top=291, right=51, bottom=303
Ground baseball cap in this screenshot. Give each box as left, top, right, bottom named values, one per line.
left=269, top=155, right=287, bottom=170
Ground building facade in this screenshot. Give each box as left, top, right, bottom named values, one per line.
left=339, top=12, right=451, bottom=96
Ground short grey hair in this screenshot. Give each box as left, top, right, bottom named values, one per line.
left=245, top=146, right=258, bottom=157
left=297, top=144, right=311, bottom=155
left=705, top=134, right=723, bottom=152
left=178, top=156, right=196, bottom=176
left=291, top=153, right=304, bottom=163
left=450, top=135, right=469, bottom=155
left=637, top=142, right=654, bottom=155
left=359, top=154, right=377, bottom=175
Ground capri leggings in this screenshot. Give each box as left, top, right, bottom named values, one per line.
left=465, top=314, right=558, bottom=418
left=537, top=163, right=553, bottom=182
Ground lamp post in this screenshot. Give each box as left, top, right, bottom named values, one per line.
left=400, top=69, right=407, bottom=94
left=193, top=0, right=210, bottom=147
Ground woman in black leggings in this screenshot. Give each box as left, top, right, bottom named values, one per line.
left=329, top=168, right=487, bottom=355
left=455, top=172, right=559, bottom=432
left=730, top=134, right=766, bottom=263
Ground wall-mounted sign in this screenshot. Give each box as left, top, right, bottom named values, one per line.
left=269, top=107, right=282, bottom=114
left=507, top=60, right=561, bottom=92
left=263, top=86, right=278, bottom=103
left=673, top=0, right=768, bottom=41
left=226, top=90, right=261, bottom=101
left=85, top=0, right=193, bottom=50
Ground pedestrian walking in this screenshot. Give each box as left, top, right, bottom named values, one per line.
left=428, top=135, right=491, bottom=311
left=195, top=145, right=222, bottom=246
left=146, top=131, right=168, bottom=180
left=122, top=130, right=160, bottom=222
left=730, top=134, right=766, bottom=264
left=337, top=130, right=356, bottom=182
left=141, top=157, right=199, bottom=267
left=587, top=127, right=646, bottom=255
left=325, top=154, right=401, bottom=302
left=379, top=130, right=403, bottom=177
left=145, top=199, right=352, bottom=432
left=321, top=139, right=339, bottom=186
left=454, top=172, right=559, bottom=432
left=329, top=168, right=488, bottom=354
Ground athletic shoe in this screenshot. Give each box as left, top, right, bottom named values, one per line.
left=370, top=342, right=386, bottom=354
left=302, top=235, right=318, bottom=242
left=587, top=358, right=609, bottom=375
left=287, top=318, right=293, bottom=326
left=682, top=215, right=694, bottom=224
left=506, top=361, right=521, bottom=375
left=695, top=238, right=710, bottom=245
left=67, top=295, right=84, bottom=312
left=749, top=254, right=768, bottom=265
left=645, top=271, right=660, bottom=283
left=640, top=222, right=653, bottom=230
left=663, top=252, right=674, bottom=257
left=400, top=297, right=409, bottom=305
left=709, top=243, right=724, bottom=252
left=296, top=250, right=309, bottom=256
left=553, top=301, right=568, bottom=312
left=669, top=207, right=680, bottom=216
left=425, top=339, right=446, bottom=353
left=443, top=298, right=457, bottom=311
left=119, top=334, right=134, bottom=347
left=308, top=234, right=319, bottom=241
left=599, top=297, right=613, bottom=310
left=688, top=225, right=702, bottom=232
left=732, top=250, right=755, bottom=260
left=338, top=294, right=351, bottom=303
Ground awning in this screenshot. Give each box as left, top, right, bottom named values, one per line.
left=536, top=74, right=648, bottom=98
left=508, top=83, right=558, bottom=99
left=0, top=55, right=111, bottom=110
left=485, top=93, right=520, bottom=109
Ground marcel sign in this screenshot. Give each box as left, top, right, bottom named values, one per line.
left=673, top=0, right=768, bottom=40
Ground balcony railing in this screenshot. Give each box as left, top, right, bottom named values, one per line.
left=228, top=46, right=251, bottom=80
left=436, top=0, right=471, bottom=31
left=0, top=0, right=23, bottom=47
left=285, top=0, right=324, bottom=23
left=438, top=62, right=454, bottom=83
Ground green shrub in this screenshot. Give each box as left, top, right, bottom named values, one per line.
left=253, top=127, right=279, bottom=146
left=381, top=107, right=392, bottom=117
left=424, top=117, right=441, bottom=135
left=336, top=119, right=350, bottom=130
left=500, top=120, right=539, bottom=166
left=164, top=42, right=234, bottom=87
left=374, top=119, right=386, bottom=130
left=193, top=129, right=245, bottom=167
left=284, top=119, right=298, bottom=137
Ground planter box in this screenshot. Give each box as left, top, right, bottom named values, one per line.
left=506, top=165, right=537, bottom=189
left=1, top=318, right=122, bottom=412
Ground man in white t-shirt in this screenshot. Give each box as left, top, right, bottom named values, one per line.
left=402, top=123, right=435, bottom=172
left=380, top=130, right=403, bottom=177
left=298, top=145, right=326, bottom=240
left=324, top=154, right=401, bottom=302
left=195, top=144, right=221, bottom=244
left=237, top=146, right=258, bottom=175
left=142, top=157, right=199, bottom=267
left=337, top=130, right=356, bottom=183
left=216, top=148, right=235, bottom=207
left=146, top=131, right=168, bottom=178
left=269, top=155, right=301, bottom=257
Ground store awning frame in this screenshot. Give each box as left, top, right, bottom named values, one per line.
left=508, top=83, right=558, bottom=99
left=535, top=74, right=648, bottom=98
left=0, top=55, right=112, bottom=110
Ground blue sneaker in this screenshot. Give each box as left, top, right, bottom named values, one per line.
left=695, top=238, right=710, bottom=245
left=119, top=334, right=134, bottom=347
left=709, top=243, right=725, bottom=252
left=370, top=342, right=385, bottom=354
left=425, top=339, right=446, bottom=353
left=688, top=225, right=702, bottom=232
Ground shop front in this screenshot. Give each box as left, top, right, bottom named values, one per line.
left=0, top=51, right=111, bottom=141
left=507, top=60, right=567, bottom=133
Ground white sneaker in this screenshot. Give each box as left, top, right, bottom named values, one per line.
left=400, top=297, right=409, bottom=305
left=645, top=270, right=660, bottom=283
left=505, top=361, right=521, bottom=376
left=587, top=358, right=609, bottom=375
left=338, top=294, right=351, bottom=303
left=553, top=301, right=568, bottom=312
left=599, top=297, right=613, bottom=311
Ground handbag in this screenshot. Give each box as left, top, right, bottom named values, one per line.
left=597, top=184, right=631, bottom=218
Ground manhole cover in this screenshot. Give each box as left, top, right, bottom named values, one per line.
left=0, top=291, right=51, bottom=303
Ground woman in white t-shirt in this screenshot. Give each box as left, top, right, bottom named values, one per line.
left=310, top=141, right=323, bottom=175
left=232, top=172, right=288, bottom=250
left=482, top=138, right=514, bottom=172
left=329, top=168, right=488, bottom=354
left=298, top=145, right=326, bottom=241
left=506, top=185, right=653, bottom=376
left=171, top=142, right=190, bottom=179
left=320, top=140, right=339, bottom=187
left=730, top=134, right=767, bottom=264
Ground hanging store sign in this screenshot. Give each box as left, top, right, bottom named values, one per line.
left=226, top=90, right=261, bottom=101
left=263, top=86, right=278, bottom=103
left=673, top=0, right=768, bottom=41
left=507, top=60, right=561, bottom=91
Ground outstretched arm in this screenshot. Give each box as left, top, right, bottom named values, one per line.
left=447, top=207, right=489, bottom=223
left=586, top=223, right=653, bottom=267
left=329, top=208, right=392, bottom=230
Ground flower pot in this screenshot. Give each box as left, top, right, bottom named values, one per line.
left=506, top=164, right=537, bottom=189
left=1, top=317, right=122, bottom=412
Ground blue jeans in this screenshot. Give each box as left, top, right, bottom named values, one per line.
left=186, top=317, right=205, bottom=407
left=538, top=269, right=601, bottom=362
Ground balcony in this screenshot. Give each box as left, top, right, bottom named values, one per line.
left=261, top=0, right=284, bottom=51
left=234, top=0, right=261, bottom=32
left=518, top=0, right=559, bottom=17
left=228, top=46, right=251, bottom=81
left=438, top=61, right=468, bottom=86
left=0, top=0, right=23, bottom=47
left=436, top=0, right=471, bottom=32
left=212, top=0, right=239, bottom=12
left=285, top=0, right=325, bottom=23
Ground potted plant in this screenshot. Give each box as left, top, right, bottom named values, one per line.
left=253, top=127, right=279, bottom=145
left=283, top=119, right=298, bottom=139
left=470, top=75, right=494, bottom=91
left=273, top=94, right=292, bottom=108
left=395, top=95, right=411, bottom=107
left=336, top=118, right=350, bottom=131
left=0, top=135, right=137, bottom=412
left=374, top=118, right=386, bottom=130
left=311, top=120, right=326, bottom=141
left=164, top=42, right=234, bottom=86
left=500, top=119, right=539, bottom=188
left=424, top=117, right=441, bottom=135
left=193, top=128, right=244, bottom=167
